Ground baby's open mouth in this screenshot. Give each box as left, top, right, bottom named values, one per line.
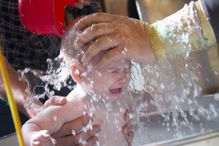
left=109, top=88, right=123, bottom=95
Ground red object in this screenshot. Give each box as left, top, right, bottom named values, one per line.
left=18, top=0, right=78, bottom=37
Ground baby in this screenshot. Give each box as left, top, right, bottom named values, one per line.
left=22, top=26, right=155, bottom=146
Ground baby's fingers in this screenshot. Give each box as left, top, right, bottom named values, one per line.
left=44, top=96, right=67, bottom=108
left=32, top=130, right=51, bottom=146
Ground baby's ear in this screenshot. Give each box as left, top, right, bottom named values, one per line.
left=70, top=64, right=83, bottom=83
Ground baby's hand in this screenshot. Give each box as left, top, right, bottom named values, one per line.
left=31, top=130, right=52, bottom=146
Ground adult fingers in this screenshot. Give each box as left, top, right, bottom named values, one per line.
left=86, top=136, right=98, bottom=146
left=122, top=125, right=134, bottom=145
left=71, top=125, right=100, bottom=145
left=76, top=136, right=98, bottom=146
left=78, top=0, right=91, bottom=5
left=74, top=3, right=84, bottom=9
left=82, top=34, right=120, bottom=64
left=124, top=110, right=130, bottom=121
left=54, top=125, right=101, bottom=146
left=75, top=13, right=114, bottom=31
left=74, top=23, right=114, bottom=50
left=44, top=96, right=67, bottom=108
left=52, top=115, right=90, bottom=138
left=95, top=47, right=125, bottom=69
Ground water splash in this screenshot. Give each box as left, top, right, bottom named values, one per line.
left=17, top=2, right=219, bottom=145
left=130, top=2, right=219, bottom=145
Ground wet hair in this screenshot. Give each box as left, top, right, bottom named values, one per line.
left=61, top=25, right=108, bottom=70
left=60, top=26, right=84, bottom=69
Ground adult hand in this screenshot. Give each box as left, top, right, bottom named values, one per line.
left=73, top=13, right=156, bottom=68
left=123, top=110, right=133, bottom=146
left=44, top=96, right=101, bottom=146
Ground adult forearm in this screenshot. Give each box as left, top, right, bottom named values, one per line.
left=0, top=56, right=43, bottom=118
left=0, top=77, right=7, bottom=99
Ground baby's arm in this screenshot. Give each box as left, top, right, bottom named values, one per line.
left=22, top=98, right=87, bottom=146
left=22, top=122, right=52, bottom=146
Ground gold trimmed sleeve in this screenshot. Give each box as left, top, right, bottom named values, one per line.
left=148, top=0, right=217, bottom=61
left=195, top=0, right=217, bottom=47
left=149, top=23, right=166, bottom=60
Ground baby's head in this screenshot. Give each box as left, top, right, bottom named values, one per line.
left=61, top=26, right=131, bottom=102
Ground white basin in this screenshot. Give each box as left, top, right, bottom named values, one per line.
left=145, top=132, right=219, bottom=146
left=134, top=94, right=219, bottom=146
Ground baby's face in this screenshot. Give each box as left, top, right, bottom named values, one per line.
left=83, top=60, right=131, bottom=101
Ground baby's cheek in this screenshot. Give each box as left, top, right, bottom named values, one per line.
left=105, top=74, right=119, bottom=84
left=96, top=79, right=114, bottom=93
left=127, top=74, right=132, bottom=82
